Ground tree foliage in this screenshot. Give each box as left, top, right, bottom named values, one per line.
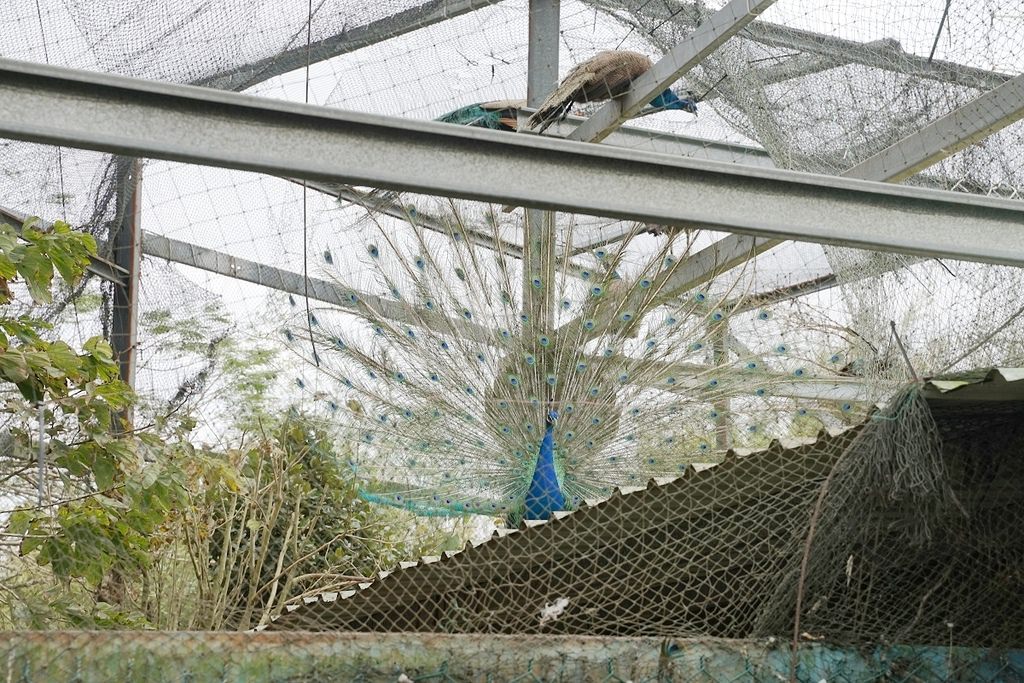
left=0, top=216, right=457, bottom=630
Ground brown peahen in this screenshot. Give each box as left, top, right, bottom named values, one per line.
left=527, top=50, right=697, bottom=133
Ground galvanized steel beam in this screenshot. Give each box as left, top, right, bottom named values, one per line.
left=743, top=23, right=1010, bottom=93
left=1, top=60, right=1024, bottom=266
left=844, top=72, right=1024, bottom=184
left=588, top=0, right=1012, bottom=93
left=292, top=178, right=526, bottom=259
left=142, top=233, right=493, bottom=344
left=674, top=72, right=1024, bottom=307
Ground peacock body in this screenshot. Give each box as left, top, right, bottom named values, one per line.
left=437, top=100, right=525, bottom=132
left=527, top=50, right=697, bottom=132
left=289, top=203, right=878, bottom=526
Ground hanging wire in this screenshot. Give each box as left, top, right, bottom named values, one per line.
left=889, top=320, right=919, bottom=383
left=928, top=0, right=954, bottom=63
left=32, top=1, right=58, bottom=508
left=37, top=402, right=45, bottom=507
left=34, top=0, right=68, bottom=225
left=302, top=0, right=319, bottom=367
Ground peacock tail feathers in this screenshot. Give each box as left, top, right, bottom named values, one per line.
left=285, top=201, right=885, bottom=524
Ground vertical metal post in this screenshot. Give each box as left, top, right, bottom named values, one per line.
left=109, top=158, right=142, bottom=423
left=523, top=0, right=560, bottom=403
left=526, top=0, right=560, bottom=107
left=711, top=321, right=731, bottom=452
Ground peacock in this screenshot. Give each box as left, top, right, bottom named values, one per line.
left=347, top=101, right=527, bottom=211
left=286, top=205, right=883, bottom=526
left=352, top=65, right=693, bottom=214
left=527, top=50, right=698, bottom=132
left=436, top=99, right=526, bottom=132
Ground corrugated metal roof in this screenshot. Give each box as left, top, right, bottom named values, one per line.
left=923, top=366, right=1024, bottom=398
left=263, top=423, right=865, bottom=633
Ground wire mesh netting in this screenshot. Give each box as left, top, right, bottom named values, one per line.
left=2, top=0, right=1024, bottom=681
left=262, top=382, right=1024, bottom=646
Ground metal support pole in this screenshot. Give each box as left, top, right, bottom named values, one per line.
left=526, top=0, right=560, bottom=106
left=524, top=0, right=560, bottom=402
left=109, top=159, right=142, bottom=401
left=711, top=322, right=731, bottom=452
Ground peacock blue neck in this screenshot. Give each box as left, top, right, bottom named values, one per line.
left=523, top=413, right=566, bottom=520
left=647, top=88, right=698, bottom=114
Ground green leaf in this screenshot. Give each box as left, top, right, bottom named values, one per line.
left=22, top=534, right=45, bottom=556
left=83, top=559, right=104, bottom=587
left=15, top=248, right=55, bottom=304
left=20, top=216, right=42, bottom=234
left=92, top=380, right=134, bottom=409
left=0, top=252, right=16, bottom=280
left=43, top=341, right=82, bottom=375
left=46, top=225, right=94, bottom=285
left=6, top=509, right=31, bottom=535
left=0, top=349, right=30, bottom=383
left=92, top=455, right=116, bottom=490
left=95, top=494, right=129, bottom=510
left=139, top=465, right=161, bottom=490
left=15, top=378, right=44, bottom=403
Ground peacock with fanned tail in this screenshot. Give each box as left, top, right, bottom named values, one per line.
left=286, top=199, right=879, bottom=526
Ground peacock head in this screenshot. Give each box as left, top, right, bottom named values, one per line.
left=647, top=88, right=698, bottom=115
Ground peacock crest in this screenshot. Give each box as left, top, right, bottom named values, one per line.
left=285, top=199, right=880, bottom=525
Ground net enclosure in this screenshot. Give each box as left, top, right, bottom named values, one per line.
left=2, top=0, right=1024, bottom=681
left=267, top=369, right=1024, bottom=650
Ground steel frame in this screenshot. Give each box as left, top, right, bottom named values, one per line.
left=4, top=0, right=1023, bottom=404
left=568, top=0, right=778, bottom=143
left=1, top=59, right=1022, bottom=267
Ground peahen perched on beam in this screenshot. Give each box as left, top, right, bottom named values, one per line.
left=527, top=50, right=698, bottom=132
left=287, top=206, right=877, bottom=526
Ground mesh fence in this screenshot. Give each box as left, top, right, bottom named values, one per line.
left=260, top=384, right=1024, bottom=648
left=2, top=0, right=1024, bottom=681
